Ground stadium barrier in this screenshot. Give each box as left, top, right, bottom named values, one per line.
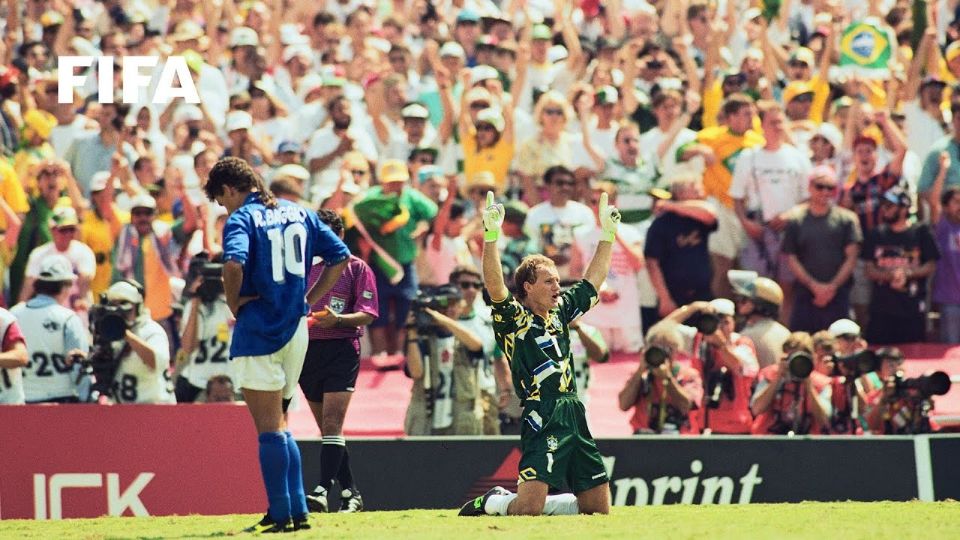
left=0, top=405, right=956, bottom=519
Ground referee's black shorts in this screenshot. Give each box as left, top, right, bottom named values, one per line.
left=299, top=338, right=360, bottom=401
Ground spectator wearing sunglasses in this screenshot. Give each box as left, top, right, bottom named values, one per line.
left=21, top=206, right=95, bottom=313
left=783, top=166, right=862, bottom=333
left=524, top=166, right=596, bottom=281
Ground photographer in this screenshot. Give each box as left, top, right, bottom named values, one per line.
left=750, top=332, right=832, bottom=435
left=11, top=256, right=88, bottom=403
left=820, top=321, right=874, bottom=435
left=618, top=321, right=703, bottom=435
left=403, top=285, right=484, bottom=436
left=174, top=253, right=234, bottom=403
left=729, top=270, right=790, bottom=369
left=865, top=348, right=951, bottom=434
left=96, top=280, right=173, bottom=404
left=448, top=265, right=510, bottom=435
left=663, top=299, right=759, bottom=434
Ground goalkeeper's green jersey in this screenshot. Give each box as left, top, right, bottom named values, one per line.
left=490, top=280, right=598, bottom=419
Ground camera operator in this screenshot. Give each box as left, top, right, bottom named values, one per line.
left=865, top=348, right=952, bottom=434
left=820, top=320, right=873, bottom=434
left=0, top=307, right=31, bottom=404
left=11, top=256, right=88, bottom=403
left=174, top=253, right=234, bottom=403
left=618, top=321, right=703, bottom=435
left=403, top=286, right=484, bottom=436
left=750, top=332, right=832, bottom=435
left=448, top=265, right=511, bottom=435
left=663, top=299, right=759, bottom=434
left=98, top=280, right=174, bottom=404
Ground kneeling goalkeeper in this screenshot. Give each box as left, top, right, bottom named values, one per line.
left=459, top=191, right=619, bottom=516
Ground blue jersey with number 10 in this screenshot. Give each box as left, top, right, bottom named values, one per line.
left=222, top=193, right=350, bottom=357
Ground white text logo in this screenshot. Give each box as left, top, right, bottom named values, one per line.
left=33, top=472, right=155, bottom=519
left=57, top=56, right=200, bottom=104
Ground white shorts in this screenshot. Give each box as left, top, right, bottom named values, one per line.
left=708, top=201, right=745, bottom=260
left=232, top=318, right=309, bottom=399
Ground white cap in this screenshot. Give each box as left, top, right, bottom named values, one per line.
left=828, top=318, right=861, bottom=337
left=401, top=103, right=430, bottom=119
left=69, top=36, right=100, bottom=57
left=471, top=65, right=499, bottom=85
left=548, top=45, right=568, bottom=63
left=130, top=193, right=157, bottom=211
left=37, top=254, right=76, bottom=282
left=89, top=171, right=118, bottom=192
left=229, top=27, right=259, bottom=48
left=282, top=44, right=312, bottom=63
left=273, top=164, right=310, bottom=182
left=279, top=23, right=309, bottom=46
left=709, top=298, right=735, bottom=317
left=814, top=122, right=843, bottom=150
left=439, top=41, right=466, bottom=59
left=173, top=104, right=203, bottom=124
left=106, top=281, right=143, bottom=305
left=225, top=110, right=253, bottom=132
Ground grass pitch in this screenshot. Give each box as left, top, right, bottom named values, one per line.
left=0, top=502, right=957, bottom=539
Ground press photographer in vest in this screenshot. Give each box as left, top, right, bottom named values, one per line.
left=751, top=332, right=832, bottom=435
left=91, top=280, right=173, bottom=404
left=403, top=284, right=484, bottom=435
left=618, top=321, right=703, bottom=435
left=662, top=298, right=759, bottom=434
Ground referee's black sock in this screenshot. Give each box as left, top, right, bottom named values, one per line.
left=336, top=447, right=356, bottom=492
left=319, top=435, right=345, bottom=490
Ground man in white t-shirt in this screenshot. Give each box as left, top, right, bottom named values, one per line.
left=524, top=166, right=596, bottom=280
left=21, top=207, right=96, bottom=314
left=306, top=95, right=378, bottom=200
left=730, top=101, right=810, bottom=321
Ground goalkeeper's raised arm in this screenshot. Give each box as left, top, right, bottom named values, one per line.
left=481, top=191, right=509, bottom=302
left=582, top=192, right=621, bottom=294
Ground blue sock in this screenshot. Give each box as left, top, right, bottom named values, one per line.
left=285, top=431, right=308, bottom=518
left=258, top=432, right=291, bottom=523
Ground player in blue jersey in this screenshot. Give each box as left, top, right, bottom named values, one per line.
left=204, top=157, right=350, bottom=533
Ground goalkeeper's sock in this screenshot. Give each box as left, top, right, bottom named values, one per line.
left=543, top=493, right=579, bottom=515
left=336, top=447, right=356, bottom=491
left=258, top=432, right=291, bottom=523
left=284, top=431, right=308, bottom=518
left=320, top=435, right=346, bottom=490
left=484, top=492, right=517, bottom=516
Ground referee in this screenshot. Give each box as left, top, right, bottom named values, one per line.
left=304, top=209, right=379, bottom=514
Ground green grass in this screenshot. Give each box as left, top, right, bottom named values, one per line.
left=1, top=502, right=957, bottom=539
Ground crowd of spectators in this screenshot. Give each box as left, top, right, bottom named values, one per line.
left=0, top=0, right=956, bottom=435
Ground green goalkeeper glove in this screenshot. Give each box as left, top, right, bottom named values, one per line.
left=482, top=191, right=505, bottom=243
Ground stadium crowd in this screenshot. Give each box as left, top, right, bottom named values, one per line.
left=0, top=0, right=956, bottom=438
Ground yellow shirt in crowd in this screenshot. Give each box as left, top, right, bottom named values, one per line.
left=462, top=130, right=514, bottom=192
left=694, top=126, right=765, bottom=209
left=81, top=207, right=128, bottom=299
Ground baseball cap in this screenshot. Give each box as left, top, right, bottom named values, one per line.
left=471, top=65, right=499, bottom=85
left=828, top=318, right=861, bottom=338
left=809, top=165, right=838, bottom=184
left=465, top=86, right=493, bottom=104
left=782, top=81, right=815, bottom=104
left=226, top=110, right=253, bottom=132
left=282, top=44, right=312, bottom=64
left=173, top=104, right=203, bottom=124
left=595, top=85, right=619, bottom=105
left=417, top=165, right=443, bottom=184
left=106, top=280, right=144, bottom=305
left=277, top=141, right=302, bottom=154
left=379, top=159, right=409, bottom=183
left=852, top=132, right=880, bottom=149
left=812, top=122, right=842, bottom=150
left=920, top=75, right=947, bottom=89
left=456, top=8, right=481, bottom=24
left=401, top=103, right=430, bottom=119
left=947, top=41, right=960, bottom=63
left=37, top=254, right=76, bottom=283
left=789, top=47, right=816, bottom=66
left=274, top=164, right=310, bottom=182
left=439, top=41, right=466, bottom=59
left=475, top=108, right=504, bottom=132
left=503, top=200, right=529, bottom=223
left=171, top=20, right=205, bottom=42
left=466, top=171, right=497, bottom=195
left=49, top=206, right=79, bottom=228
left=532, top=24, right=553, bottom=41
left=89, top=171, right=117, bottom=192
left=40, top=10, right=65, bottom=28
left=130, top=193, right=158, bottom=211
left=709, top=298, right=735, bottom=317
left=229, top=27, right=259, bottom=48
left=882, top=186, right=911, bottom=208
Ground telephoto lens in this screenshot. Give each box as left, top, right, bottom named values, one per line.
left=788, top=352, right=814, bottom=379
left=644, top=345, right=671, bottom=368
